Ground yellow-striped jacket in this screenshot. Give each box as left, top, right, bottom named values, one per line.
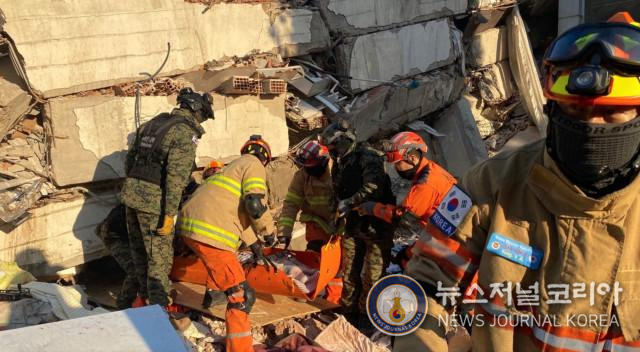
left=178, top=154, right=274, bottom=252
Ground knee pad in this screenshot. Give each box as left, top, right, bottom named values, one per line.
left=225, top=281, right=256, bottom=314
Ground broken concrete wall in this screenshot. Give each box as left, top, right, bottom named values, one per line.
left=476, top=60, right=517, bottom=105
left=0, top=77, right=31, bottom=140
left=430, top=98, right=488, bottom=178
left=348, top=65, right=465, bottom=141
left=467, top=26, right=509, bottom=67
left=0, top=192, right=117, bottom=278
left=336, top=18, right=458, bottom=92
left=0, top=0, right=330, bottom=98
left=47, top=94, right=288, bottom=186
left=315, top=0, right=466, bottom=35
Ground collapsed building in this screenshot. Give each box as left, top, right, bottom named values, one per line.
left=0, top=1, right=548, bottom=346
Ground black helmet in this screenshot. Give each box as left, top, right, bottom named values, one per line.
left=177, top=87, right=214, bottom=120
left=320, top=120, right=356, bottom=159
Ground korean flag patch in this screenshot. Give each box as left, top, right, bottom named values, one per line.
left=428, top=185, right=472, bottom=236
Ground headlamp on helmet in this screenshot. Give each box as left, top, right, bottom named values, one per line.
left=241, top=135, right=272, bottom=166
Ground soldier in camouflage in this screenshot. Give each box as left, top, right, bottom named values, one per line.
left=320, top=120, right=395, bottom=332
left=120, top=88, right=213, bottom=307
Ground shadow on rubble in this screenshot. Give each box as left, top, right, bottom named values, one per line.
left=12, top=248, right=64, bottom=281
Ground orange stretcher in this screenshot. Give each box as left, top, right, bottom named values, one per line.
left=170, top=237, right=341, bottom=301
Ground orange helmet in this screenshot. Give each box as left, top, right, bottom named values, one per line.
left=240, top=135, right=272, bottom=166
left=295, top=140, right=329, bottom=168
left=543, top=12, right=640, bottom=106
left=385, top=132, right=427, bottom=163
left=203, top=160, right=224, bottom=179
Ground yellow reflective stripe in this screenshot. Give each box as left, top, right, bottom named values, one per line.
left=285, top=192, right=303, bottom=205
left=179, top=218, right=240, bottom=249
left=278, top=216, right=295, bottom=228
left=575, top=33, right=598, bottom=51
left=207, top=175, right=241, bottom=197
left=242, top=177, right=267, bottom=193
left=609, top=76, right=640, bottom=97
left=300, top=214, right=332, bottom=234
left=307, top=196, right=331, bottom=206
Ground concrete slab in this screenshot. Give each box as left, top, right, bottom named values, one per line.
left=0, top=77, right=31, bottom=140
left=316, top=0, right=466, bottom=35
left=336, top=18, right=458, bottom=92
left=0, top=305, right=187, bottom=352
left=431, top=98, right=488, bottom=178
left=0, top=0, right=329, bottom=97
left=348, top=65, right=465, bottom=141
left=478, top=60, right=516, bottom=104
left=46, top=94, right=288, bottom=186
left=467, top=26, right=509, bottom=67
left=0, top=192, right=117, bottom=278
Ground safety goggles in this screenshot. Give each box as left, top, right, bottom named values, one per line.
left=545, top=22, right=640, bottom=76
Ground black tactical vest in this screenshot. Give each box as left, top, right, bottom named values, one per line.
left=127, top=113, right=200, bottom=185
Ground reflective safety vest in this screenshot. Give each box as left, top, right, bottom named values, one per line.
left=178, top=154, right=274, bottom=252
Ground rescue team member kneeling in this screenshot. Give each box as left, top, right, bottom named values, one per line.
left=120, top=87, right=213, bottom=308
left=396, top=12, right=640, bottom=351
left=178, top=135, right=279, bottom=352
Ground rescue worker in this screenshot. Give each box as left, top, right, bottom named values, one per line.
left=178, top=135, right=278, bottom=352
left=320, top=120, right=395, bottom=330
left=277, top=140, right=343, bottom=304
left=396, top=12, right=640, bottom=351
left=357, top=131, right=457, bottom=227
left=120, top=87, right=213, bottom=307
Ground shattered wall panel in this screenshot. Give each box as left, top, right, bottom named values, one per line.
left=431, top=98, right=488, bottom=178
left=507, top=7, right=548, bottom=135
left=47, top=94, right=289, bottom=186
left=0, top=78, right=31, bottom=140
left=0, top=0, right=330, bottom=98
left=0, top=193, right=117, bottom=278
left=467, top=26, right=509, bottom=67
left=337, top=19, right=457, bottom=92
left=348, top=65, right=465, bottom=141
left=316, top=0, right=466, bottom=35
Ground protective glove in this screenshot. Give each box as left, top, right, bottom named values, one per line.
left=157, top=215, right=175, bottom=236
left=356, top=201, right=378, bottom=217
left=278, top=234, right=292, bottom=250
left=250, top=242, right=277, bottom=272
left=337, top=198, right=354, bottom=218
left=262, top=233, right=278, bottom=248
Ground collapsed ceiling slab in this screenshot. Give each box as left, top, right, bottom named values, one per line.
left=0, top=0, right=330, bottom=98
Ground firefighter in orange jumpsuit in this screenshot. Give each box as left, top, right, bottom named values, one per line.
left=356, top=131, right=457, bottom=236
left=278, top=140, right=343, bottom=304
left=179, top=135, right=278, bottom=352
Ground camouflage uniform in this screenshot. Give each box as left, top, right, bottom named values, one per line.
left=96, top=204, right=142, bottom=309
left=120, top=108, right=205, bottom=306
left=332, top=143, right=395, bottom=315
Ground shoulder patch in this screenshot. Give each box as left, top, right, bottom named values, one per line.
left=486, top=232, right=543, bottom=270
left=428, top=185, right=472, bottom=236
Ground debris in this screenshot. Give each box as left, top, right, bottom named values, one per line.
left=0, top=284, right=31, bottom=301
left=506, top=6, right=548, bottom=135
left=0, top=305, right=188, bottom=352
left=0, top=77, right=31, bottom=141
left=0, top=261, right=36, bottom=290
left=22, top=282, right=108, bottom=320
left=0, top=298, right=58, bottom=330
left=430, top=98, right=489, bottom=178
left=315, top=315, right=390, bottom=352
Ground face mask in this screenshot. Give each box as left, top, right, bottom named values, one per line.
left=304, top=160, right=328, bottom=177
left=396, top=164, right=418, bottom=180
left=546, top=105, right=640, bottom=196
